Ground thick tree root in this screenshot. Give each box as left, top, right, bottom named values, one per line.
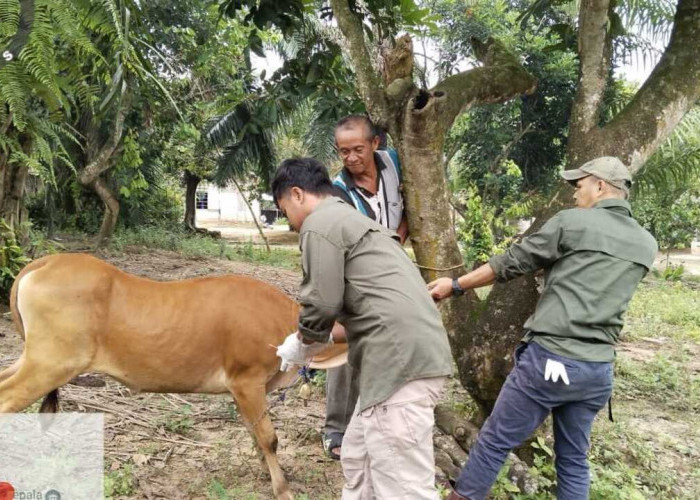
left=185, top=224, right=221, bottom=239
left=434, top=403, right=538, bottom=495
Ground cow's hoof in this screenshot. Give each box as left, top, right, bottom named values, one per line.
left=276, top=490, right=294, bottom=500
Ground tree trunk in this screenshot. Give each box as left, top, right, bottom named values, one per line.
left=399, top=92, right=489, bottom=414
left=182, top=174, right=221, bottom=238
left=0, top=162, right=29, bottom=228
left=332, top=0, right=700, bottom=419
left=45, top=187, right=55, bottom=239
left=331, top=0, right=538, bottom=418
left=464, top=0, right=700, bottom=412
left=93, top=177, right=120, bottom=250
left=568, top=0, right=700, bottom=172
left=184, top=170, right=200, bottom=231
left=79, top=96, right=129, bottom=248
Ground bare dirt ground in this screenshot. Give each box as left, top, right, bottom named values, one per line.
left=0, top=249, right=343, bottom=499
left=1, top=247, right=698, bottom=498
left=198, top=221, right=300, bottom=247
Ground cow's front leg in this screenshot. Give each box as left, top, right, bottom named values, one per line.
left=229, top=378, right=294, bottom=500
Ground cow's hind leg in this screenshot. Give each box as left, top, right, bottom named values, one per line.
left=0, top=356, right=80, bottom=413
left=229, top=379, right=293, bottom=500
left=0, top=356, right=23, bottom=384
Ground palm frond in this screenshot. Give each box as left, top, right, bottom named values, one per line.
left=634, top=108, right=700, bottom=195
left=618, top=0, right=675, bottom=47
left=0, top=0, right=20, bottom=36
left=204, top=101, right=252, bottom=147
left=303, top=109, right=338, bottom=165
left=205, top=99, right=278, bottom=189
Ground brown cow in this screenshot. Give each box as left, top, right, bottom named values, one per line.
left=0, top=253, right=341, bottom=499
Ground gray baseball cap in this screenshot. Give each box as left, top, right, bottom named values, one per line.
left=560, top=156, right=632, bottom=192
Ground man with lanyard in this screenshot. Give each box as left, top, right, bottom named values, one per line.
left=322, top=115, right=409, bottom=460
left=273, top=157, right=452, bottom=498
left=332, top=115, right=408, bottom=244
left=428, top=157, right=658, bottom=500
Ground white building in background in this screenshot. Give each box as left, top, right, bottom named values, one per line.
left=195, top=181, right=261, bottom=223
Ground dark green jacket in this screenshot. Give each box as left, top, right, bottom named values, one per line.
left=297, top=197, right=453, bottom=410
left=489, top=199, right=658, bottom=362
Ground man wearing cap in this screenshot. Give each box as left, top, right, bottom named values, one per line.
left=428, top=157, right=658, bottom=500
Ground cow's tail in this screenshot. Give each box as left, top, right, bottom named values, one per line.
left=9, top=264, right=27, bottom=341
left=39, top=389, right=60, bottom=413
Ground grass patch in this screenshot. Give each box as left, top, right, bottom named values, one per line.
left=588, top=422, right=679, bottom=499
left=206, top=479, right=261, bottom=500
left=105, top=463, right=136, bottom=498
left=615, top=353, right=700, bottom=412
left=486, top=421, right=682, bottom=500
left=625, top=278, right=700, bottom=342
left=156, top=404, right=195, bottom=435
left=110, top=226, right=300, bottom=270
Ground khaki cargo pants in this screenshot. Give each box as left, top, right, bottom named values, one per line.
left=340, top=377, right=446, bottom=500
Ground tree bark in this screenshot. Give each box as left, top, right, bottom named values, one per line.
left=566, top=0, right=613, bottom=166
left=328, top=0, right=389, bottom=126
left=184, top=169, right=200, bottom=231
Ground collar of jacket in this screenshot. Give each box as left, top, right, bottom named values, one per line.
left=300, top=197, right=344, bottom=233
left=593, top=198, right=632, bottom=216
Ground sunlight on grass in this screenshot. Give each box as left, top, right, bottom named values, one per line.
left=615, top=354, right=700, bottom=412
left=110, top=226, right=301, bottom=270
left=624, top=278, right=700, bottom=342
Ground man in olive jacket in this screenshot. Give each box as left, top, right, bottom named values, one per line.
left=274, top=157, right=453, bottom=499
left=429, top=157, right=658, bottom=500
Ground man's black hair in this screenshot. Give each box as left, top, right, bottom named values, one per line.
left=271, top=157, right=335, bottom=205
left=334, top=114, right=378, bottom=141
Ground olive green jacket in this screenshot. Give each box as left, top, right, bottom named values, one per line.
left=489, top=199, right=658, bottom=361
left=298, top=197, right=453, bottom=410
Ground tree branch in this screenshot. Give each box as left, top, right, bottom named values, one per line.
left=482, top=123, right=533, bottom=207
left=0, top=0, right=34, bottom=70
left=329, top=0, right=389, bottom=124
left=600, top=0, right=700, bottom=172
left=431, top=38, right=536, bottom=133
left=79, top=97, right=129, bottom=186
left=566, top=0, right=613, bottom=166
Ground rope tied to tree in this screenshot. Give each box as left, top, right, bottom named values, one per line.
left=413, top=262, right=465, bottom=272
